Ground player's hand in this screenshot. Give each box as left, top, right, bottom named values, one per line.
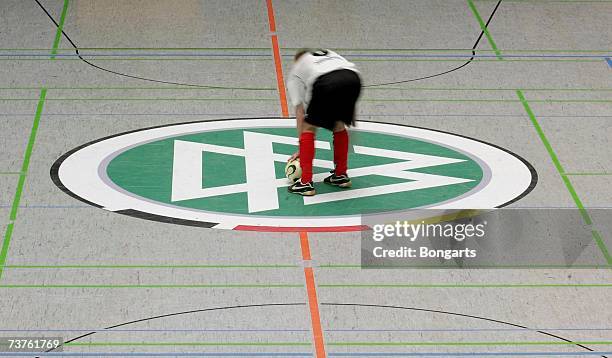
left=288, top=152, right=299, bottom=162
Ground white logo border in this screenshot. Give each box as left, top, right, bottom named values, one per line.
left=52, top=118, right=536, bottom=230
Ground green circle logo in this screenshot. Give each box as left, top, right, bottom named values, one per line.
left=52, top=118, right=536, bottom=231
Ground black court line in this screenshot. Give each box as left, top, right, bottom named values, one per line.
left=32, top=0, right=503, bottom=89
left=36, top=302, right=606, bottom=358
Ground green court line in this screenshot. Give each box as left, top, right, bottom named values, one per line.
left=517, top=90, right=612, bottom=264
left=0, top=284, right=303, bottom=288
left=3, top=264, right=609, bottom=269
left=0, top=88, right=47, bottom=282
left=0, top=58, right=603, bottom=63
left=50, top=0, right=70, bottom=59
left=563, top=172, right=612, bottom=176
left=477, top=0, right=612, bottom=2
left=2, top=47, right=610, bottom=52
left=319, top=283, right=612, bottom=288
left=61, top=341, right=612, bottom=347
left=592, top=230, right=612, bottom=265
left=319, top=264, right=611, bottom=269
left=0, top=86, right=278, bottom=91
left=1, top=97, right=610, bottom=103
left=328, top=341, right=612, bottom=346
left=2, top=86, right=611, bottom=91
left=2, top=264, right=299, bottom=269
left=0, top=283, right=608, bottom=288
left=467, top=0, right=503, bottom=60
left=65, top=342, right=310, bottom=347
left=0, top=97, right=277, bottom=102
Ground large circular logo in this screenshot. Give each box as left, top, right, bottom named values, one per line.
left=51, top=118, right=536, bottom=231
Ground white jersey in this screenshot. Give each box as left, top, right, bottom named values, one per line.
left=287, top=49, right=358, bottom=107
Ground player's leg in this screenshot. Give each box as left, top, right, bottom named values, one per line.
left=325, top=121, right=352, bottom=188
left=324, top=70, right=361, bottom=188
left=333, top=121, right=349, bottom=176
left=299, top=123, right=318, bottom=184
left=288, top=123, right=317, bottom=196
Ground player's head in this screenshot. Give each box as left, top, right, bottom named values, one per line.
left=294, top=48, right=312, bottom=62
left=294, top=48, right=329, bottom=62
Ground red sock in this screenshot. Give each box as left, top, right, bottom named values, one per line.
left=333, top=129, right=349, bottom=175
left=299, top=131, right=315, bottom=183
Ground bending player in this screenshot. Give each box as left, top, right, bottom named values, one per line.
left=286, top=48, right=362, bottom=196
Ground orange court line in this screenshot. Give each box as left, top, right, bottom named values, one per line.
left=266, top=0, right=289, bottom=117
left=264, top=1, right=326, bottom=356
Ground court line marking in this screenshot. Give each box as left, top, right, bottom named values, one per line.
left=2, top=264, right=299, bottom=269
left=264, top=1, right=325, bottom=356
left=1, top=352, right=611, bottom=356
left=0, top=58, right=605, bottom=63
left=0, top=88, right=47, bottom=281
left=1, top=86, right=612, bottom=91
left=479, top=0, right=612, bottom=3
left=5, top=52, right=612, bottom=58
left=467, top=0, right=503, bottom=59
left=2, top=113, right=611, bottom=118
left=0, top=354, right=313, bottom=357
left=317, top=284, right=612, bottom=288
left=54, top=340, right=612, bottom=347
left=1, top=353, right=612, bottom=357
left=3, top=47, right=612, bottom=52
left=0, top=284, right=304, bottom=288
left=2, top=327, right=612, bottom=332
left=0, top=284, right=609, bottom=288
left=50, top=0, right=70, bottom=60
left=3, top=264, right=609, bottom=269
left=564, top=173, right=612, bottom=176
left=0, top=0, right=66, bottom=280
left=2, top=97, right=611, bottom=103
left=516, top=90, right=612, bottom=265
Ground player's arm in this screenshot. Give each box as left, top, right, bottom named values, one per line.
left=287, top=104, right=306, bottom=161
left=287, top=73, right=307, bottom=161
left=295, top=104, right=306, bottom=136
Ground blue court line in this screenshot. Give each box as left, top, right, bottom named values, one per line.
left=1, top=113, right=612, bottom=119
left=1, top=53, right=611, bottom=59
left=329, top=353, right=612, bottom=357
left=0, top=205, right=90, bottom=208
left=1, top=328, right=612, bottom=332
left=9, top=204, right=612, bottom=210
left=606, top=57, right=612, bottom=67
left=0, top=354, right=312, bottom=357
left=2, top=352, right=612, bottom=357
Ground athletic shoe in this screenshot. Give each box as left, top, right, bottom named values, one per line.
left=288, top=180, right=316, bottom=196
left=324, top=171, right=352, bottom=188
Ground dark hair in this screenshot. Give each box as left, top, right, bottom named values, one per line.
left=294, top=48, right=313, bottom=61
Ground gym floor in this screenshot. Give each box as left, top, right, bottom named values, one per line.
left=0, top=0, right=611, bottom=357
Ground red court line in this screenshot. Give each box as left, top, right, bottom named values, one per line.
left=264, top=1, right=326, bottom=356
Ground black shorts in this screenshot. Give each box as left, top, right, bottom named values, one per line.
left=305, top=69, right=362, bottom=131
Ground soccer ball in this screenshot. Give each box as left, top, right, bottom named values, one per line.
left=285, top=158, right=302, bottom=182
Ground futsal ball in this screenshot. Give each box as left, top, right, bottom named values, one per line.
left=285, top=158, right=302, bottom=182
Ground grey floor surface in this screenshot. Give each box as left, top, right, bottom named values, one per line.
left=0, top=0, right=611, bottom=357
